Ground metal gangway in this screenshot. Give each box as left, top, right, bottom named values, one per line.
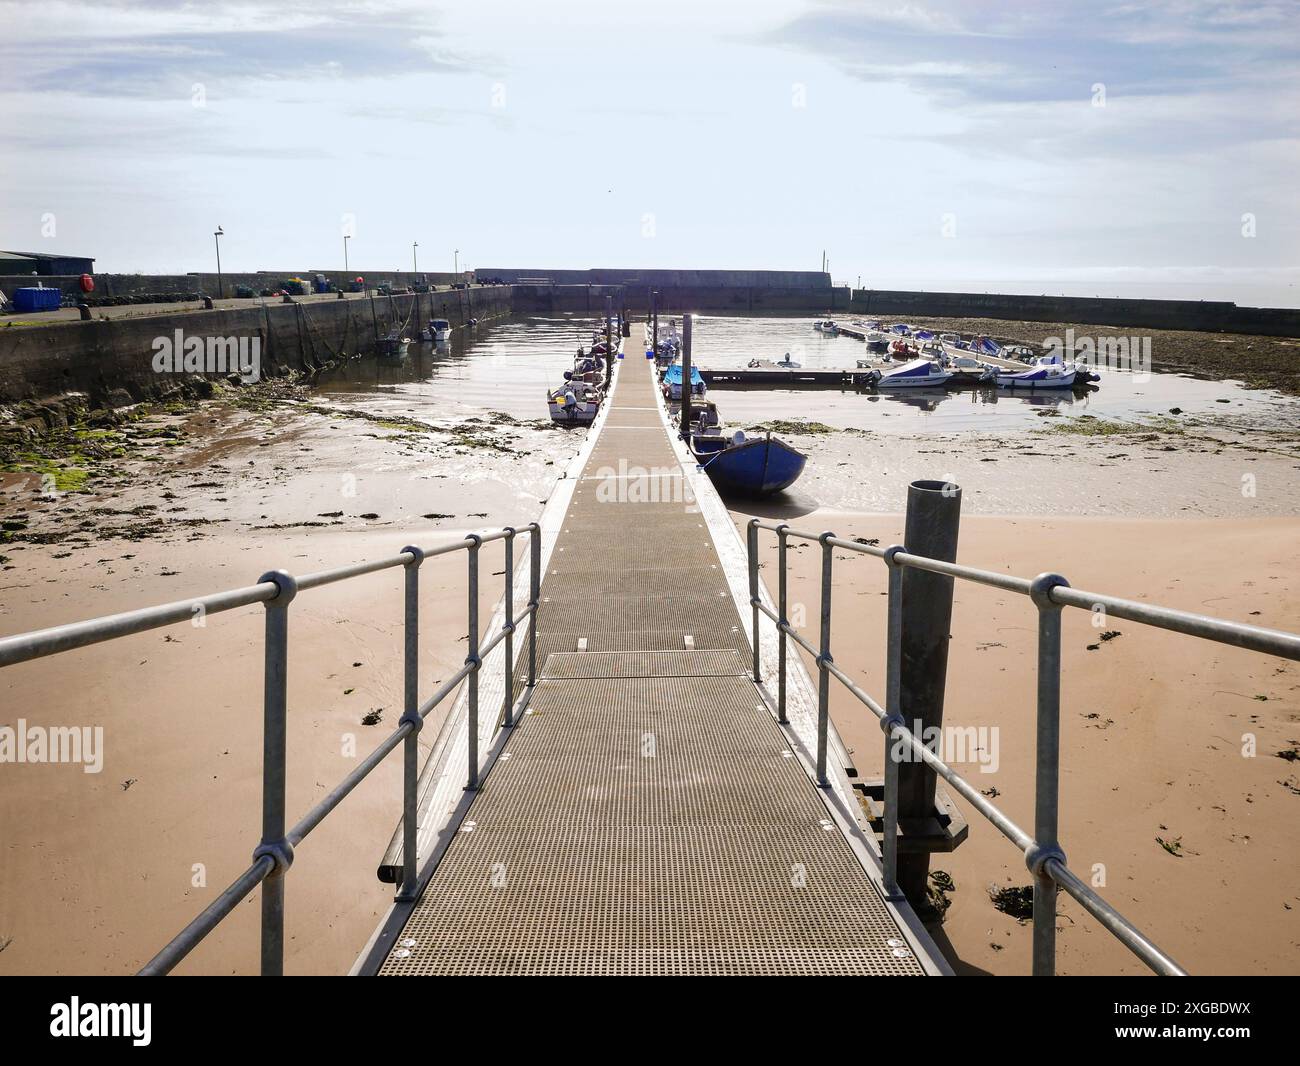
left=1, top=319, right=1297, bottom=976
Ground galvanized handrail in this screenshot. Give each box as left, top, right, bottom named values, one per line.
left=748, top=518, right=1300, bottom=977
left=0, top=524, right=541, bottom=975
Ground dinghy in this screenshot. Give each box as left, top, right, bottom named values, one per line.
left=685, top=402, right=806, bottom=497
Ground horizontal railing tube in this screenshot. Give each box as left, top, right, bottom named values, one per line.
left=1049, top=585, right=1300, bottom=660
left=138, top=857, right=275, bottom=976
left=0, top=583, right=276, bottom=668
left=1045, top=859, right=1186, bottom=976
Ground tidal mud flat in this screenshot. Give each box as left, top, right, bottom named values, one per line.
left=0, top=312, right=1297, bottom=975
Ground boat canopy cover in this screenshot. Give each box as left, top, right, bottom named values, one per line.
left=663, top=364, right=703, bottom=386
left=884, top=357, right=940, bottom=378
left=914, top=329, right=934, bottom=340
left=976, top=337, right=1001, bottom=355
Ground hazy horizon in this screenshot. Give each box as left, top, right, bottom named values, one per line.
left=2, top=0, right=1297, bottom=306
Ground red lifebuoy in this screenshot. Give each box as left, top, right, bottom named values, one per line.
left=80, top=273, right=95, bottom=293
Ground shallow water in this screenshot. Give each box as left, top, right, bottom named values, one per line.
left=686, top=314, right=1298, bottom=435
left=312, top=312, right=1297, bottom=437
left=315, top=313, right=609, bottom=423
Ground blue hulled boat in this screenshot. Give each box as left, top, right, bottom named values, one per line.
left=684, top=402, right=806, bottom=497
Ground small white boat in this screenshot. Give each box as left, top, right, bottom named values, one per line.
left=423, top=318, right=451, bottom=344
left=548, top=380, right=603, bottom=423
left=662, top=363, right=706, bottom=401
left=866, top=357, right=953, bottom=389
left=813, top=319, right=839, bottom=334
left=995, top=358, right=1078, bottom=389
left=776, top=352, right=801, bottom=368
left=865, top=330, right=889, bottom=353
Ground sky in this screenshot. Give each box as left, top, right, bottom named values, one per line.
left=1, top=0, right=1297, bottom=305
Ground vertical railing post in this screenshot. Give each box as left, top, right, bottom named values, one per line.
left=680, top=313, right=693, bottom=439
left=465, top=535, right=482, bottom=790
left=815, top=532, right=835, bottom=787
left=881, top=546, right=906, bottom=900
left=502, top=528, right=516, bottom=727
left=747, top=519, right=761, bottom=683
left=397, top=547, right=425, bottom=902
left=896, top=479, right=962, bottom=904
left=776, top=524, right=790, bottom=724
left=527, top=523, right=541, bottom=688
left=254, top=569, right=297, bottom=976
left=1029, top=572, right=1070, bottom=976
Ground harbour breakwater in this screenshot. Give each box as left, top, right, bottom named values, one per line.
left=0, top=287, right=509, bottom=431
left=510, top=281, right=1300, bottom=336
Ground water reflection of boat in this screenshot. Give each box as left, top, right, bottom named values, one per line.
left=685, top=400, right=806, bottom=497
left=875, top=391, right=952, bottom=413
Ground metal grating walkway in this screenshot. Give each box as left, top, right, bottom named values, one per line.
left=378, top=343, right=926, bottom=975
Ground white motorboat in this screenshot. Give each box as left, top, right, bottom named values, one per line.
left=813, top=319, right=839, bottom=334
left=865, top=330, right=889, bottom=353
left=548, top=380, right=603, bottom=423
left=863, top=357, right=954, bottom=389
left=994, top=358, right=1079, bottom=389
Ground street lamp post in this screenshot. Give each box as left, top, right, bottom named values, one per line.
left=413, top=241, right=419, bottom=276
left=343, top=234, right=350, bottom=276
left=213, top=226, right=224, bottom=300
left=454, top=249, right=459, bottom=276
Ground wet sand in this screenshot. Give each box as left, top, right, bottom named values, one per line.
left=733, top=508, right=1300, bottom=975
